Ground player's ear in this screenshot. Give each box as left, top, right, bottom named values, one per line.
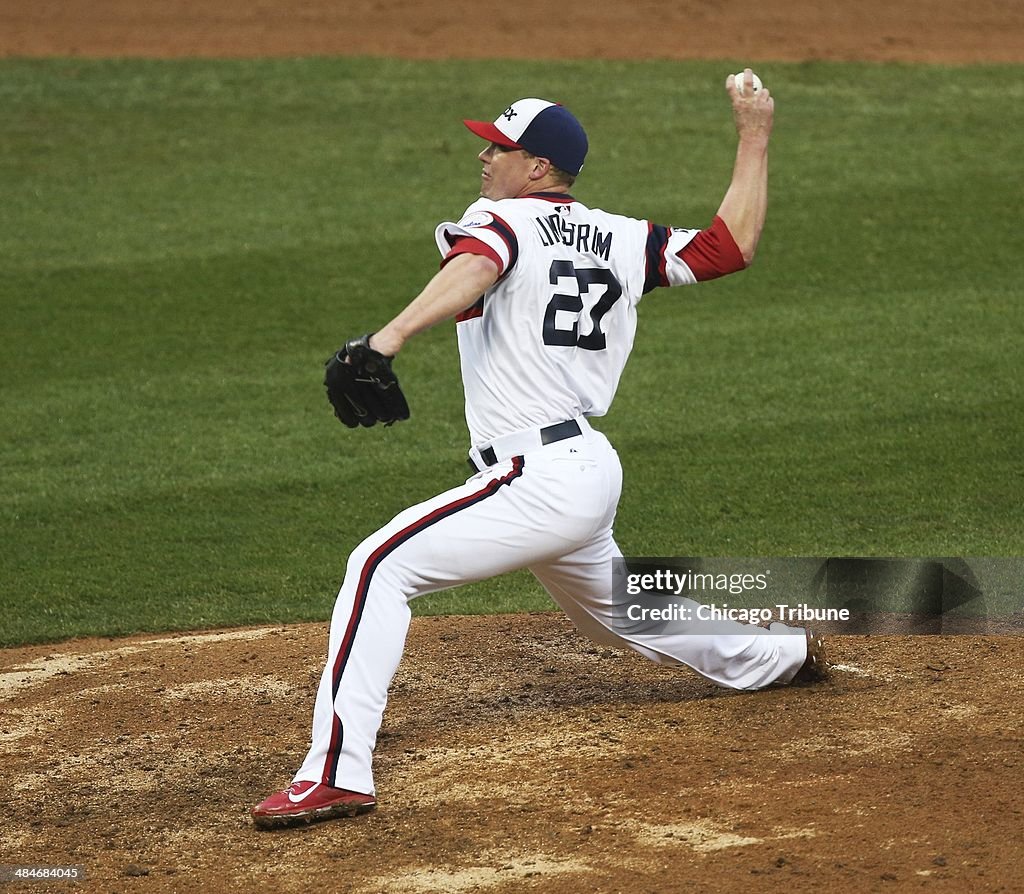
left=529, top=156, right=552, bottom=180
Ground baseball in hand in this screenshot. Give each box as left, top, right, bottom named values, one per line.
left=733, top=71, right=763, bottom=95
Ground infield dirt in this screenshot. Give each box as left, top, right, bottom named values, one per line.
left=3, top=3, right=1023, bottom=892
left=4, top=617, right=1024, bottom=893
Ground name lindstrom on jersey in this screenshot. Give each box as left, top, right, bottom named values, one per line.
left=533, top=212, right=613, bottom=261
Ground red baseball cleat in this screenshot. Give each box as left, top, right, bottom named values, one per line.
left=251, top=780, right=376, bottom=829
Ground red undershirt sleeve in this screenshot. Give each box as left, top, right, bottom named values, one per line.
left=441, top=236, right=504, bottom=275
left=677, top=215, right=747, bottom=281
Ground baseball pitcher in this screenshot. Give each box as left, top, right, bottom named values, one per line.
left=252, top=71, right=826, bottom=829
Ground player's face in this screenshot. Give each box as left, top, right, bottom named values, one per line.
left=477, top=142, right=538, bottom=200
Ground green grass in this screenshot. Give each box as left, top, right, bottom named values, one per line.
left=2, top=58, right=1022, bottom=646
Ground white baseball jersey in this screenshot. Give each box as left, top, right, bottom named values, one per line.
left=435, top=192, right=711, bottom=445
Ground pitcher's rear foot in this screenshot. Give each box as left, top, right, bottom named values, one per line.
left=790, top=629, right=828, bottom=685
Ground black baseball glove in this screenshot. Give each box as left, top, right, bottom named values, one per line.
left=324, top=334, right=410, bottom=428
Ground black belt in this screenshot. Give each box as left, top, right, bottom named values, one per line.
left=469, top=419, right=582, bottom=473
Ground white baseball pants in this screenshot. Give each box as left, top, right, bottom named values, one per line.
left=293, top=420, right=807, bottom=795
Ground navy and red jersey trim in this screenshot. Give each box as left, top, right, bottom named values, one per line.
left=443, top=236, right=503, bottom=274
left=643, top=223, right=671, bottom=294
left=486, top=213, right=519, bottom=273
left=456, top=294, right=485, bottom=322
left=525, top=192, right=577, bottom=204
left=323, top=456, right=527, bottom=786
left=443, top=213, right=519, bottom=278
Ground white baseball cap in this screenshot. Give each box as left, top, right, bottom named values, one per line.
left=463, top=98, right=589, bottom=176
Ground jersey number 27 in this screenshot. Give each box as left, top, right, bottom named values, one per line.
left=542, top=260, right=622, bottom=352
